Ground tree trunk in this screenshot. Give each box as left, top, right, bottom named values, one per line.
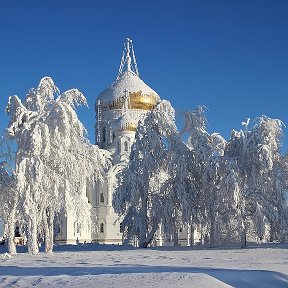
left=174, top=228, right=179, bottom=246
left=210, top=213, right=216, bottom=248
left=240, top=220, right=247, bottom=248
left=5, top=218, right=16, bottom=255
left=269, top=223, right=277, bottom=242
left=190, top=224, right=195, bottom=246
left=139, top=196, right=148, bottom=248
left=5, top=202, right=17, bottom=255
left=27, top=213, right=39, bottom=255
left=140, top=223, right=158, bottom=248
left=44, top=208, right=54, bottom=253
left=200, top=223, right=204, bottom=245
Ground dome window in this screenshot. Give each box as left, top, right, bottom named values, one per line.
left=124, top=141, right=128, bottom=152
left=103, top=127, right=106, bottom=143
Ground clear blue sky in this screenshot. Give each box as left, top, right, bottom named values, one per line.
left=0, top=0, right=288, bottom=150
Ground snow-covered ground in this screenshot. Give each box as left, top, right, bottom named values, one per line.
left=0, top=243, right=288, bottom=288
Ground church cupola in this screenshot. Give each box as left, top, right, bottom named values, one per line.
left=95, top=38, right=160, bottom=156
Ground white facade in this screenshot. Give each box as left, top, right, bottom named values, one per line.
left=54, top=214, right=92, bottom=245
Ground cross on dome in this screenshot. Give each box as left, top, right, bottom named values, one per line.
left=117, top=38, right=139, bottom=79
left=122, top=88, right=130, bottom=114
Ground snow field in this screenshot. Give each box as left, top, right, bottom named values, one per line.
left=0, top=244, right=288, bottom=288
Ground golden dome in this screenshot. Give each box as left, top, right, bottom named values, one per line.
left=98, top=71, right=160, bottom=111
left=97, top=38, right=160, bottom=111
left=129, top=91, right=158, bottom=110
left=112, top=112, right=138, bottom=132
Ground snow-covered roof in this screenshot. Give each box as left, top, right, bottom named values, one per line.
left=111, top=111, right=137, bottom=132
left=97, top=38, right=160, bottom=109
left=97, top=71, right=160, bottom=106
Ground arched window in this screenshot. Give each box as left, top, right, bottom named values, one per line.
left=117, top=142, right=121, bottom=153
left=100, top=193, right=104, bottom=203
left=15, top=226, right=21, bottom=237
left=103, top=126, right=106, bottom=143
left=56, top=224, right=61, bottom=234
left=124, top=141, right=128, bottom=152
left=100, top=223, right=104, bottom=233
left=75, top=222, right=81, bottom=234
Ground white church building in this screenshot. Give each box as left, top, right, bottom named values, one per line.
left=1, top=39, right=198, bottom=247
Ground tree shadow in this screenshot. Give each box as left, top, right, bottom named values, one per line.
left=0, top=264, right=287, bottom=288
left=1, top=242, right=287, bottom=254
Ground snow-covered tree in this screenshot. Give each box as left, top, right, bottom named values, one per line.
left=115, top=98, right=287, bottom=248
left=0, top=135, right=18, bottom=255
left=181, top=106, right=226, bottom=247
left=159, top=139, right=193, bottom=246
left=113, top=100, right=179, bottom=247
left=5, top=77, right=110, bottom=254
left=0, top=162, right=17, bottom=255
left=277, top=154, right=288, bottom=241
left=224, top=116, right=286, bottom=247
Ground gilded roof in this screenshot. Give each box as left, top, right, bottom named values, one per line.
left=97, top=71, right=160, bottom=110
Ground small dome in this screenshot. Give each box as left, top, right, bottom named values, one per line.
left=97, top=71, right=160, bottom=111
left=112, top=112, right=137, bottom=132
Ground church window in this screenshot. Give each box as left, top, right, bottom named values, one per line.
left=75, top=222, right=81, bottom=234
left=124, top=141, right=128, bottom=152
left=15, top=226, right=21, bottom=237
left=103, top=127, right=106, bottom=143
left=56, top=224, right=61, bottom=235
left=100, top=223, right=104, bottom=233
left=100, top=193, right=104, bottom=203
left=117, top=142, right=121, bottom=153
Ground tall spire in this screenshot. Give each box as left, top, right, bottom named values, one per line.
left=117, top=38, right=139, bottom=79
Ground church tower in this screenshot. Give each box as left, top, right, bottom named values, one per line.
left=96, top=38, right=160, bottom=162
left=92, top=38, right=161, bottom=243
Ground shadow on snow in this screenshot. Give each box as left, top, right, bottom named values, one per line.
left=1, top=241, right=288, bottom=254
left=0, top=264, right=287, bottom=288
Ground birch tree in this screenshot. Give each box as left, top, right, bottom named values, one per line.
left=113, top=100, right=178, bottom=247
left=0, top=135, right=18, bottom=254
left=224, top=116, right=286, bottom=247
left=6, top=77, right=110, bottom=254
left=181, top=106, right=226, bottom=247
